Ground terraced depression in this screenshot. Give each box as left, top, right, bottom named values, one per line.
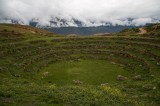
left=0, top=24, right=160, bottom=106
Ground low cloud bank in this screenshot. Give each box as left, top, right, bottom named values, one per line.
left=0, top=0, right=160, bottom=26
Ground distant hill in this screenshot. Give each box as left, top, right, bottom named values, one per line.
left=118, top=23, right=160, bottom=37
left=44, top=25, right=136, bottom=35
left=1, top=24, right=50, bottom=33
left=0, top=24, right=56, bottom=37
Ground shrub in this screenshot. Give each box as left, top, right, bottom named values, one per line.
left=11, top=30, right=15, bottom=33
left=3, top=29, right=8, bottom=32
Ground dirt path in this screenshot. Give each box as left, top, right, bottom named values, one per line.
left=138, top=28, right=147, bottom=34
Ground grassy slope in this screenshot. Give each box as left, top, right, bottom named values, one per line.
left=0, top=24, right=160, bottom=106
left=117, top=23, right=160, bottom=37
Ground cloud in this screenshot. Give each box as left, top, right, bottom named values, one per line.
left=0, top=0, right=160, bottom=26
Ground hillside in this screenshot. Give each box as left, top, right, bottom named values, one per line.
left=0, top=24, right=160, bottom=106
left=44, top=25, right=136, bottom=35
left=118, top=23, right=160, bottom=37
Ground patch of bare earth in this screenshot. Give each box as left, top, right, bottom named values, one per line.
left=138, top=28, right=147, bottom=34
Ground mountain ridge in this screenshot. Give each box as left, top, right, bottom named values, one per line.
left=45, top=25, right=137, bottom=35
left=2, top=18, right=160, bottom=35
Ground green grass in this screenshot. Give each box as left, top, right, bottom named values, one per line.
left=39, top=60, right=130, bottom=86
left=0, top=78, right=140, bottom=106
left=0, top=24, right=160, bottom=106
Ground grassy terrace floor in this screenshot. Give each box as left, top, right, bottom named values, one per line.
left=0, top=24, right=160, bottom=106
left=39, top=60, right=130, bottom=86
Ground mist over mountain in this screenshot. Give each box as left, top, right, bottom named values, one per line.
left=0, top=0, right=160, bottom=27
left=29, top=18, right=138, bottom=35
left=0, top=0, right=160, bottom=35
left=1, top=16, right=160, bottom=28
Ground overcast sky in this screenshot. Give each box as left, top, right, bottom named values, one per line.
left=0, top=0, right=160, bottom=26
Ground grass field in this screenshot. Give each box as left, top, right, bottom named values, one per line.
left=39, top=60, right=130, bottom=85
left=0, top=24, right=160, bottom=106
